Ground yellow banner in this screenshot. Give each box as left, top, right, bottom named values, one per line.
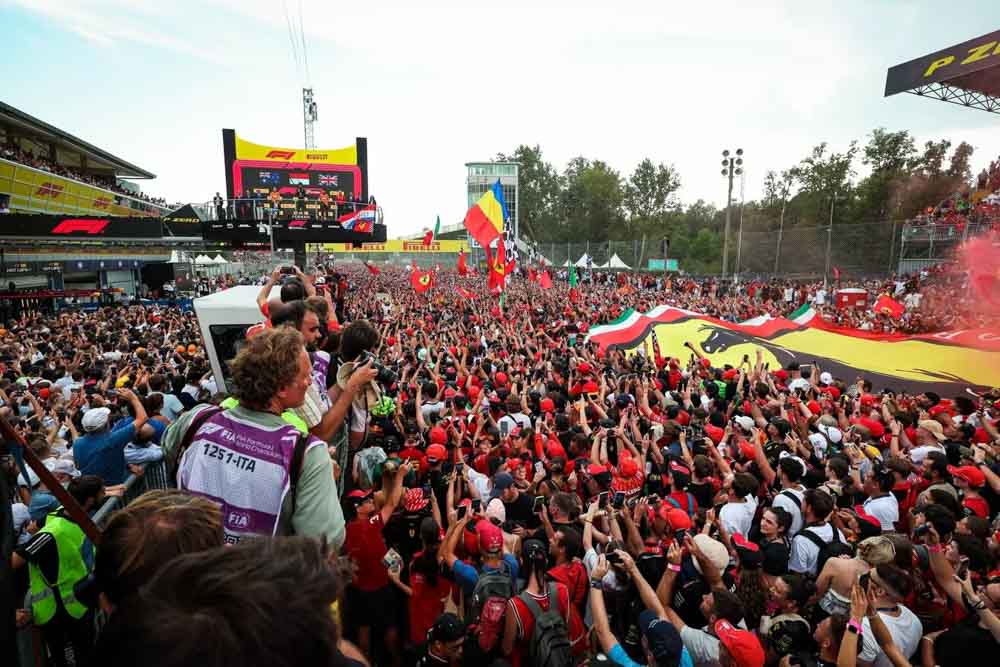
left=234, top=134, right=357, bottom=165
left=0, top=160, right=147, bottom=217
left=320, top=239, right=469, bottom=253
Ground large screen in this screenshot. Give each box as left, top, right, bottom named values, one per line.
left=222, top=131, right=368, bottom=204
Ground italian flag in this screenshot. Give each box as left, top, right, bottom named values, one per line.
left=789, top=303, right=816, bottom=325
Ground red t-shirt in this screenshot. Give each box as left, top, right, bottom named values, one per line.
left=345, top=513, right=390, bottom=591
left=507, top=583, right=585, bottom=667
left=407, top=551, right=452, bottom=644
left=547, top=561, right=588, bottom=612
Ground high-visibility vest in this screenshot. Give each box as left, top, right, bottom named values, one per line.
left=219, top=397, right=308, bottom=434
left=28, top=512, right=90, bottom=625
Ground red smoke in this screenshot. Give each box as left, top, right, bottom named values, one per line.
left=957, top=232, right=1000, bottom=315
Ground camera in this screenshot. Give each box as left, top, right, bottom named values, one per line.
left=354, top=350, right=398, bottom=386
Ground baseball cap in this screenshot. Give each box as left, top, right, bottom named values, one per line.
left=429, top=426, right=448, bottom=445
left=485, top=497, right=506, bottom=524
left=657, top=506, right=692, bottom=532
left=539, top=397, right=556, bottom=413
left=733, top=415, right=754, bottom=431
left=732, top=533, right=763, bottom=569
left=476, top=519, right=503, bottom=554
left=495, top=372, right=508, bottom=386
left=638, top=610, right=683, bottom=664
left=347, top=489, right=374, bottom=506
left=490, top=472, right=514, bottom=499
left=425, top=444, right=448, bottom=463
left=948, top=465, right=986, bottom=488
left=819, top=371, right=833, bottom=385
left=403, top=487, right=430, bottom=513
left=817, top=423, right=843, bottom=444
left=918, top=419, right=947, bottom=441
left=428, top=612, right=466, bottom=643
left=81, top=407, right=111, bottom=432
left=691, top=534, right=729, bottom=575
left=46, top=458, right=81, bottom=479
left=577, top=362, right=592, bottom=375
left=715, top=620, right=765, bottom=667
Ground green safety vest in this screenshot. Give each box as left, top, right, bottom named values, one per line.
left=219, top=397, right=308, bottom=434
left=28, top=511, right=90, bottom=625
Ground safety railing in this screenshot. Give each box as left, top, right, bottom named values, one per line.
left=92, top=460, right=172, bottom=528
left=0, top=157, right=171, bottom=218
left=199, top=196, right=384, bottom=224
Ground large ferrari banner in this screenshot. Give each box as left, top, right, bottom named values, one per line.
left=586, top=306, right=1000, bottom=394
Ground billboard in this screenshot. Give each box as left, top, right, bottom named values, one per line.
left=0, top=215, right=163, bottom=238
left=320, top=239, right=470, bottom=253
left=201, top=217, right=387, bottom=245
left=222, top=130, right=368, bottom=204
left=885, top=29, right=1000, bottom=96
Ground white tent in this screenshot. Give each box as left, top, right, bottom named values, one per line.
left=574, top=254, right=592, bottom=267
left=212, top=255, right=228, bottom=264
left=605, top=253, right=631, bottom=269
left=194, top=255, right=213, bottom=265
left=168, top=250, right=184, bottom=264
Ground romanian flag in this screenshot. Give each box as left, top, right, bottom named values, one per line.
left=463, top=180, right=507, bottom=249
left=411, top=267, right=434, bottom=293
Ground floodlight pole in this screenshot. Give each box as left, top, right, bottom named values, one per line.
left=720, top=149, right=743, bottom=277
left=824, top=193, right=838, bottom=284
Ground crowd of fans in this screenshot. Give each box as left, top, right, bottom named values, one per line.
left=907, top=160, right=1000, bottom=232
left=1, top=139, right=172, bottom=208
left=3, top=260, right=1000, bottom=667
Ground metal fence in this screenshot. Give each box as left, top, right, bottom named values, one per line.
left=519, top=219, right=996, bottom=279
left=92, top=460, right=172, bottom=528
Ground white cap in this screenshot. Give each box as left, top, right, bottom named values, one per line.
left=691, top=534, right=729, bottom=575
left=808, top=432, right=829, bottom=456
left=82, top=406, right=111, bottom=432
left=46, top=458, right=81, bottom=479
left=733, top=416, right=754, bottom=432
left=819, top=371, right=833, bottom=385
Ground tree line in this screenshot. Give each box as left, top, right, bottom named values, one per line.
left=498, top=129, right=980, bottom=274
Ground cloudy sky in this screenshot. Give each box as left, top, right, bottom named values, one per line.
left=2, top=1, right=998, bottom=237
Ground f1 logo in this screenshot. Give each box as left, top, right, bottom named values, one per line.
left=52, top=219, right=110, bottom=234
left=288, top=219, right=307, bottom=228
left=266, top=150, right=296, bottom=159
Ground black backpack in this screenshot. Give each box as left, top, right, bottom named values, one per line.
left=518, top=584, right=573, bottom=667
left=797, top=525, right=852, bottom=574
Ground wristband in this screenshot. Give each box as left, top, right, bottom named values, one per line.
left=590, top=579, right=604, bottom=590
left=847, top=619, right=863, bottom=634
left=668, top=563, right=682, bottom=572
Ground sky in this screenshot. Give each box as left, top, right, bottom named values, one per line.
left=1, top=1, right=999, bottom=238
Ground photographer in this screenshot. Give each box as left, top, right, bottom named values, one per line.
left=333, top=319, right=394, bottom=452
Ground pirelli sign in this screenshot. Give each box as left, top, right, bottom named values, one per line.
left=885, top=30, right=1000, bottom=96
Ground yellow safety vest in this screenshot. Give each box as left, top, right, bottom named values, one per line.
left=27, top=511, right=90, bottom=625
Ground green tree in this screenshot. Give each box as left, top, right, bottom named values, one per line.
left=623, top=159, right=681, bottom=223
left=559, top=158, right=624, bottom=243
left=947, top=141, right=974, bottom=182
left=862, top=128, right=916, bottom=174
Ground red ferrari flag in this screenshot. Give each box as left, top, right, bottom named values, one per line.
left=874, top=293, right=904, bottom=319
left=487, top=242, right=507, bottom=293
left=539, top=270, right=553, bottom=289
left=422, top=229, right=434, bottom=247
left=457, top=250, right=468, bottom=275
left=364, top=261, right=380, bottom=275
left=411, top=268, right=434, bottom=293
left=457, top=286, right=476, bottom=300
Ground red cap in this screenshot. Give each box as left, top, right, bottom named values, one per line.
left=444, top=387, right=457, bottom=399
left=540, top=397, right=556, bottom=413
left=495, top=372, right=508, bottom=386
left=476, top=519, right=503, bottom=553
left=577, top=362, right=592, bottom=375
left=825, top=386, right=841, bottom=400
left=738, top=440, right=757, bottom=461
left=38, top=387, right=50, bottom=399
left=426, top=444, right=448, bottom=462
left=722, top=368, right=738, bottom=381
left=429, top=426, right=448, bottom=445
left=929, top=404, right=952, bottom=418
left=854, top=417, right=885, bottom=439
left=773, top=369, right=788, bottom=382
left=714, top=620, right=765, bottom=667
left=587, top=462, right=610, bottom=477
left=467, top=385, right=481, bottom=400
left=386, top=336, right=396, bottom=346
left=853, top=505, right=881, bottom=531
left=657, top=506, right=692, bottom=530
left=704, top=424, right=725, bottom=444
left=700, top=358, right=712, bottom=368
left=403, top=487, right=430, bottom=513
left=616, top=456, right=639, bottom=478
left=859, top=393, right=877, bottom=408
left=583, top=381, right=600, bottom=394
left=731, top=533, right=759, bottom=552
left=948, top=465, right=986, bottom=488
left=806, top=400, right=821, bottom=415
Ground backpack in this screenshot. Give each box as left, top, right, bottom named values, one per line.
left=467, top=561, right=514, bottom=652
left=665, top=492, right=697, bottom=516
left=518, top=584, right=573, bottom=667
left=797, top=525, right=852, bottom=574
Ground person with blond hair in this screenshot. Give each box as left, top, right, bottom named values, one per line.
left=815, top=535, right=897, bottom=616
